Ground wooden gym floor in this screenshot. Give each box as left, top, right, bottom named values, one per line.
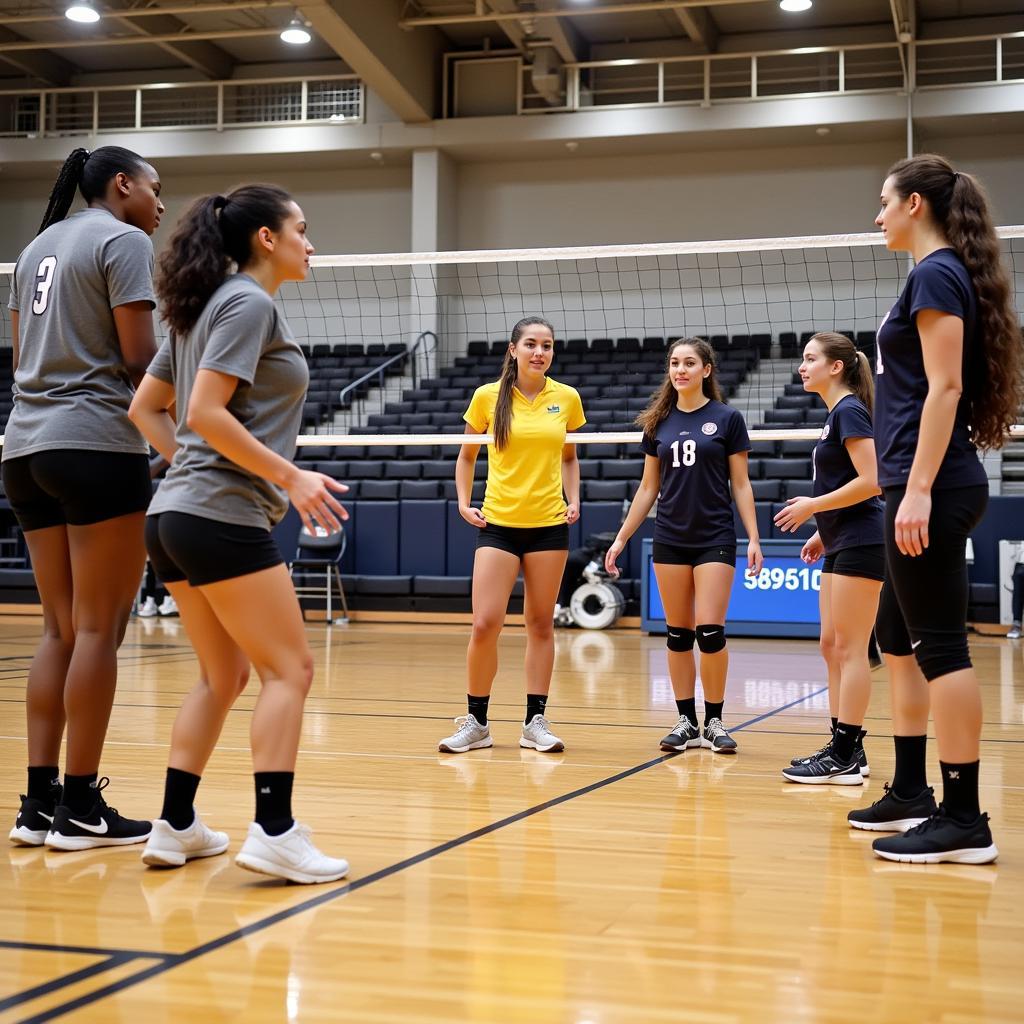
left=1, top=615, right=1022, bottom=1023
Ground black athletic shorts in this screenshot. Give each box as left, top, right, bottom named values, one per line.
left=652, top=541, right=736, bottom=567
left=822, top=544, right=886, bottom=582
left=2, top=450, right=152, bottom=532
left=145, top=511, right=284, bottom=587
left=476, top=522, right=569, bottom=558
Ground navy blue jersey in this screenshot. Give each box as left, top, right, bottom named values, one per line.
left=812, top=395, right=884, bottom=554
left=875, top=248, right=986, bottom=490
left=640, top=400, right=750, bottom=548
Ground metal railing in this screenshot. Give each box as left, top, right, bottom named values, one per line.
left=334, top=331, right=437, bottom=429
left=0, top=74, right=363, bottom=138
left=447, top=30, right=1024, bottom=117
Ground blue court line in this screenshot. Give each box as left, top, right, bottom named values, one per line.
left=13, top=685, right=826, bottom=1023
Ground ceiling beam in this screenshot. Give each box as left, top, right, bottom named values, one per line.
left=0, top=29, right=280, bottom=53
left=294, top=0, right=442, bottom=123
left=103, top=1, right=235, bottom=80
left=0, top=2, right=292, bottom=28
left=673, top=6, right=719, bottom=52
left=0, top=27, right=76, bottom=85
left=534, top=0, right=586, bottom=63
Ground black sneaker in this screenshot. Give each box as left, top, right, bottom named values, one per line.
left=848, top=783, right=937, bottom=833
left=856, top=730, right=870, bottom=778
left=660, top=714, right=701, bottom=752
left=790, top=737, right=833, bottom=767
left=701, top=718, right=738, bottom=754
left=9, top=794, right=58, bottom=847
left=782, top=749, right=862, bottom=785
left=872, top=806, right=998, bottom=864
left=45, top=778, right=151, bottom=851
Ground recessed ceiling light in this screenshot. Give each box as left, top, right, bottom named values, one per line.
left=779, top=0, right=813, bottom=12
left=280, top=16, right=311, bottom=45
left=65, top=2, right=100, bottom=23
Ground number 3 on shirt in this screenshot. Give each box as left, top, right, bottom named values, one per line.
left=670, top=439, right=697, bottom=467
left=32, top=256, right=57, bottom=315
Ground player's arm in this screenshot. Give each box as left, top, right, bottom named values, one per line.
left=128, top=373, right=179, bottom=464
left=561, top=440, right=580, bottom=525
left=112, top=300, right=159, bottom=387
left=729, top=451, right=764, bottom=576
left=10, top=310, right=18, bottom=373
left=456, top=423, right=485, bottom=527
left=605, top=455, right=659, bottom=576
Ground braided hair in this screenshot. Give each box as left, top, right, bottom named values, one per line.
left=38, top=146, right=148, bottom=235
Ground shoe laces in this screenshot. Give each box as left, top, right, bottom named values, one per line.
left=451, top=715, right=482, bottom=739
left=705, top=718, right=728, bottom=739
left=90, top=777, right=114, bottom=814
left=672, top=714, right=695, bottom=734
left=529, top=714, right=552, bottom=733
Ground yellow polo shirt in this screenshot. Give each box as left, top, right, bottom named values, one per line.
left=464, top=377, right=586, bottom=528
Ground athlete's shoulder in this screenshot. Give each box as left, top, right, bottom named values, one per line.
left=546, top=377, right=580, bottom=399
left=473, top=380, right=502, bottom=399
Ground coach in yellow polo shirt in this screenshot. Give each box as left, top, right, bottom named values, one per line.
left=438, top=316, right=586, bottom=757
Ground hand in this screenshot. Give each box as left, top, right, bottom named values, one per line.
left=773, top=496, right=816, bottom=533
left=801, top=533, right=824, bottom=564
left=460, top=505, right=487, bottom=528
left=894, top=488, right=931, bottom=557
left=604, top=538, right=625, bottom=577
left=565, top=502, right=580, bottom=525
left=746, top=540, right=764, bottom=577
left=287, top=470, right=349, bottom=535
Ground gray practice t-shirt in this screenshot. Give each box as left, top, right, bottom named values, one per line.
left=4, top=207, right=155, bottom=460
left=147, top=273, right=309, bottom=530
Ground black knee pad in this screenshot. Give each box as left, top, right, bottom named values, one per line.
left=666, top=626, right=696, bottom=652
left=913, top=632, right=973, bottom=682
left=695, top=624, right=726, bottom=654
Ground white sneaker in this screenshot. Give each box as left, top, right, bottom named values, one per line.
left=1008, top=624, right=1022, bottom=640
left=234, top=821, right=349, bottom=884
left=520, top=714, right=565, bottom=753
left=137, top=596, right=158, bottom=618
left=438, top=714, right=493, bottom=754
left=142, top=814, right=229, bottom=868
left=158, top=595, right=179, bottom=617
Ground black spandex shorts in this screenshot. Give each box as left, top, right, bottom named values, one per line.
left=145, top=511, right=283, bottom=587
left=822, top=544, right=886, bottom=582
left=1, top=450, right=151, bottom=532
left=476, top=522, right=569, bottom=558
left=875, top=484, right=988, bottom=682
left=652, top=541, right=736, bottom=567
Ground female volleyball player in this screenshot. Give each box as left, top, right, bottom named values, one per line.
left=438, top=316, right=585, bottom=755
left=6, top=147, right=163, bottom=850
left=776, top=332, right=884, bottom=785
left=129, top=185, right=350, bottom=883
left=850, top=155, right=1022, bottom=863
left=605, top=338, right=763, bottom=754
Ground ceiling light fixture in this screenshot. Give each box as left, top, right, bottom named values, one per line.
left=65, top=2, right=101, bottom=23
left=280, top=16, right=311, bottom=45
left=779, top=0, right=813, bottom=12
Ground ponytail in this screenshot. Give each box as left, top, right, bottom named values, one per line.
left=887, top=154, right=1023, bottom=449
left=38, top=145, right=147, bottom=235
left=635, top=337, right=722, bottom=438
left=492, top=315, right=555, bottom=450
left=811, top=332, right=874, bottom=416
left=156, top=183, right=293, bottom=337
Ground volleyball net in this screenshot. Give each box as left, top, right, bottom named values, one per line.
left=1, top=227, right=1022, bottom=454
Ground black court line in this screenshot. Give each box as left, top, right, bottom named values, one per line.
left=0, top=940, right=169, bottom=960
left=14, top=686, right=826, bottom=1023
left=0, top=955, right=136, bottom=1014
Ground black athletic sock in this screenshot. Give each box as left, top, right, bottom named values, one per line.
left=830, top=716, right=838, bottom=734
left=27, top=766, right=60, bottom=805
left=675, top=697, right=697, bottom=723
left=940, top=760, right=981, bottom=824
left=468, top=694, right=490, bottom=727
left=160, top=768, right=201, bottom=831
left=254, top=772, right=294, bottom=837
left=63, top=773, right=98, bottom=814
left=856, top=728, right=867, bottom=749
left=704, top=700, right=724, bottom=727
left=525, top=693, right=548, bottom=725
left=892, top=735, right=928, bottom=800
left=831, top=722, right=859, bottom=763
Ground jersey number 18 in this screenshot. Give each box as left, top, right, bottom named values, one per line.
left=670, top=439, right=697, bottom=467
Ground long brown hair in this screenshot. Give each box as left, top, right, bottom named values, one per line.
left=635, top=337, right=723, bottom=439
left=887, top=154, right=1023, bottom=449
left=492, top=316, right=555, bottom=450
left=810, top=332, right=874, bottom=416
